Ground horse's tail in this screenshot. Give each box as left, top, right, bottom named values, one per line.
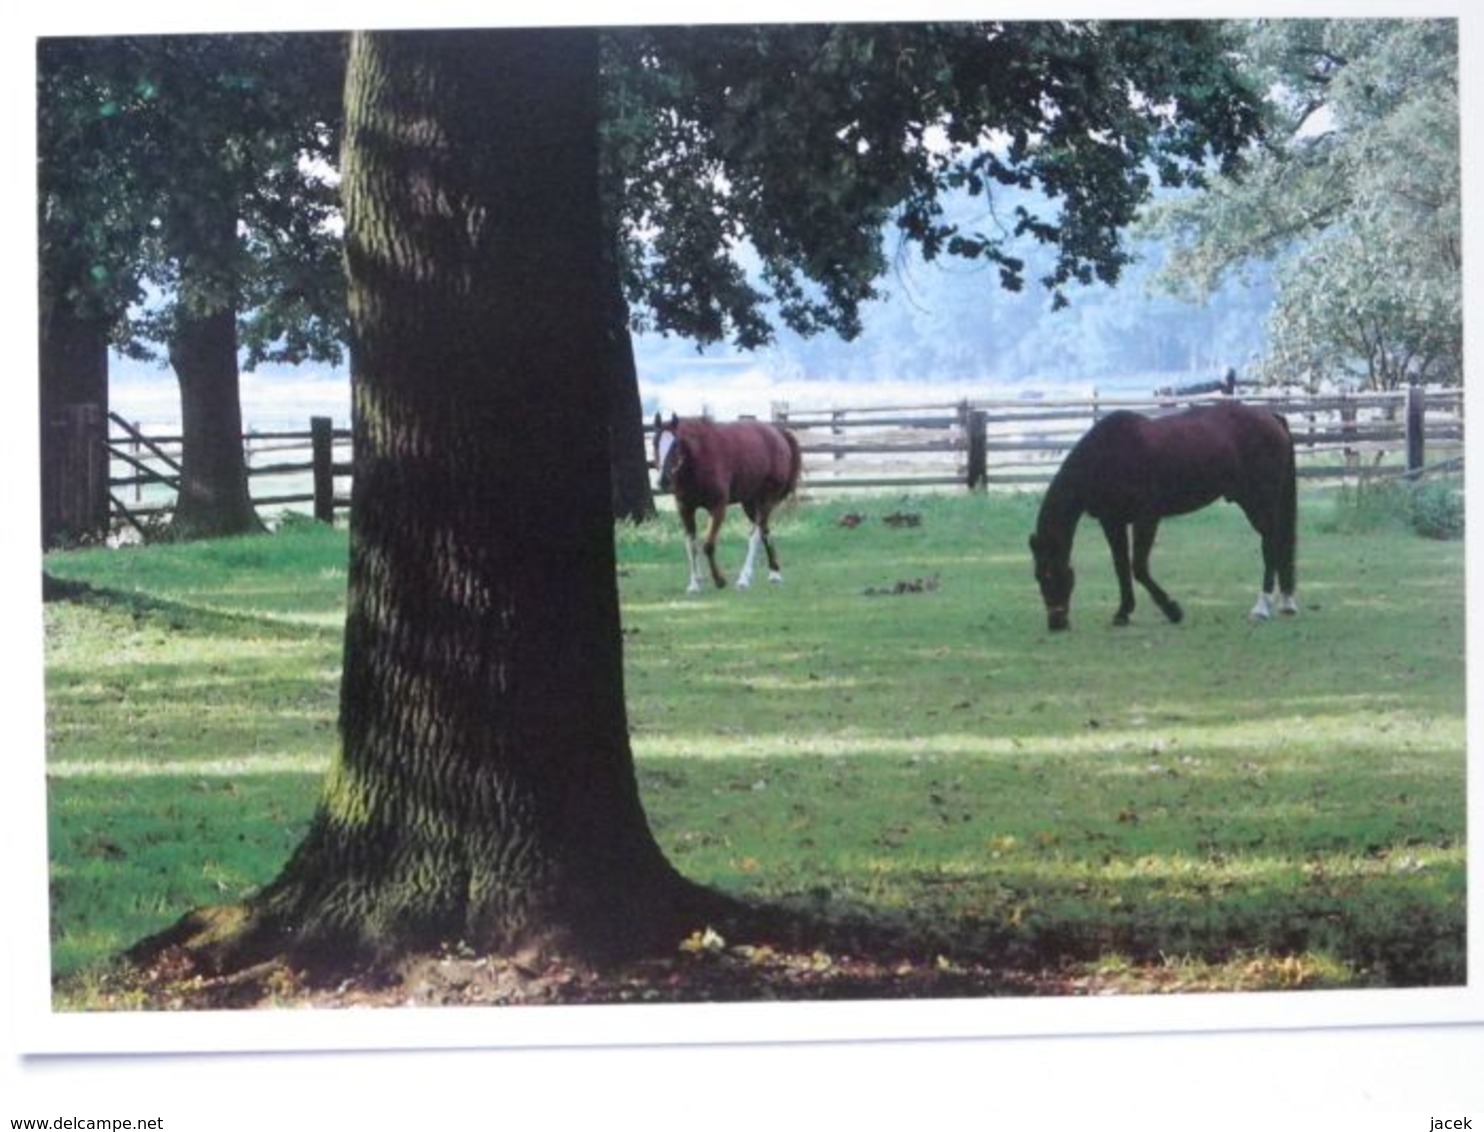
left=1275, top=413, right=1298, bottom=592
left=780, top=426, right=804, bottom=499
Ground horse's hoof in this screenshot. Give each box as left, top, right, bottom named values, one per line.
left=736, top=579, right=751, bottom=590
left=768, top=572, right=783, bottom=584
left=1166, top=603, right=1184, bottom=624
left=1112, top=613, right=1130, bottom=627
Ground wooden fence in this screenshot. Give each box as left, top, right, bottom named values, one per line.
left=103, top=413, right=353, bottom=535
left=771, top=386, right=1464, bottom=491
left=88, top=387, right=1462, bottom=534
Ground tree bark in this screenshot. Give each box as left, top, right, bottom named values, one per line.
left=168, top=303, right=263, bottom=539
left=165, top=192, right=263, bottom=540
left=135, top=28, right=712, bottom=974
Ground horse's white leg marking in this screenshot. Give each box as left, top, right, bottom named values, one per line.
left=1251, top=591, right=1299, bottom=621
left=737, top=526, right=762, bottom=588
left=684, top=535, right=703, bottom=594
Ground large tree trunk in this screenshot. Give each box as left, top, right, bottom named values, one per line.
left=136, top=27, right=713, bottom=975
left=165, top=193, right=262, bottom=540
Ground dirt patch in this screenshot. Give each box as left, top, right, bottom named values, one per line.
left=75, top=927, right=1087, bottom=1011
left=863, top=575, right=940, bottom=597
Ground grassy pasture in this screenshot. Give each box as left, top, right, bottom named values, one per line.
left=41, top=487, right=1465, bottom=1000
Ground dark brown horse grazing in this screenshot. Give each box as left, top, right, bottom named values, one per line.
left=654, top=414, right=803, bottom=592
left=1029, top=401, right=1298, bottom=631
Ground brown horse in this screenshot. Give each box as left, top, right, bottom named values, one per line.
left=1029, top=400, right=1298, bottom=631
left=653, top=414, right=802, bottom=592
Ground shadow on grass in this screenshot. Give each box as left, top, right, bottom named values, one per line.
left=43, top=572, right=344, bottom=642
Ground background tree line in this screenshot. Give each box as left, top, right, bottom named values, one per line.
left=38, top=20, right=1460, bottom=547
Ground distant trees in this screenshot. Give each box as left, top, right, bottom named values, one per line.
left=1143, top=19, right=1460, bottom=391
left=36, top=33, right=346, bottom=543
left=755, top=202, right=1277, bottom=388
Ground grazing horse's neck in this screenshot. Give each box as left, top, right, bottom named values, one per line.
left=1036, top=470, right=1085, bottom=544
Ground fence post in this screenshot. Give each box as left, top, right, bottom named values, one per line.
left=1406, top=385, right=1425, bottom=475
left=965, top=408, right=987, bottom=490
left=311, top=415, right=335, bottom=523
left=1340, top=391, right=1357, bottom=470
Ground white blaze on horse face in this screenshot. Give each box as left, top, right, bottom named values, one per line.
left=656, top=430, right=677, bottom=481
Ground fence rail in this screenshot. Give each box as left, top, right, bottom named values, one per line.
left=103, top=414, right=353, bottom=533
left=773, top=387, right=1464, bottom=491
left=85, top=387, right=1462, bottom=534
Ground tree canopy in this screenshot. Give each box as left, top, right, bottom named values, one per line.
left=1141, top=18, right=1461, bottom=391
left=604, top=22, right=1264, bottom=352
left=38, top=33, right=347, bottom=373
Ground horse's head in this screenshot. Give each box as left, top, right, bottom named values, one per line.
left=1029, top=531, right=1075, bottom=632
left=653, top=413, right=683, bottom=492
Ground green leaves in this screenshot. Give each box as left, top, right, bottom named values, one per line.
left=1143, top=19, right=1460, bottom=390
left=604, top=21, right=1264, bottom=348
left=38, top=33, right=349, bottom=369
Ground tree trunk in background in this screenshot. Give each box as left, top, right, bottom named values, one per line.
left=165, top=194, right=262, bottom=540
left=606, top=258, right=657, bottom=522
left=138, top=27, right=710, bottom=973
left=168, top=302, right=263, bottom=539
left=38, top=292, right=110, bottom=547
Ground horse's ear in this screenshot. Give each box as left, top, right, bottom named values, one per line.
left=653, top=412, right=662, bottom=431
left=669, top=413, right=679, bottom=429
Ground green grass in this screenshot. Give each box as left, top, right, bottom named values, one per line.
left=41, top=488, right=1466, bottom=994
